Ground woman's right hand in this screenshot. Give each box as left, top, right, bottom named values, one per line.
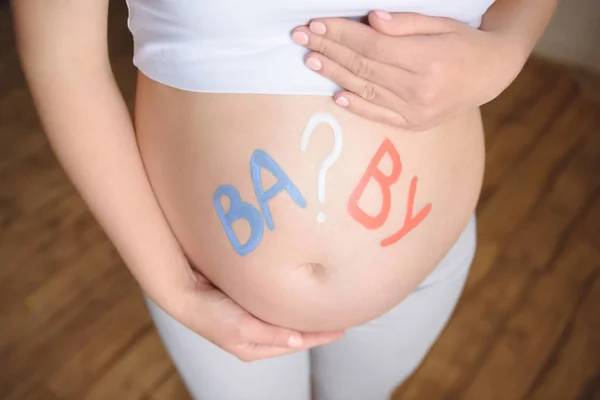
left=12, top=0, right=344, bottom=363
left=163, top=267, right=345, bottom=362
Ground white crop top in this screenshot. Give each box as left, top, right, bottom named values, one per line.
left=125, top=0, right=496, bottom=95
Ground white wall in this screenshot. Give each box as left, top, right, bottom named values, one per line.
left=534, top=0, right=600, bottom=73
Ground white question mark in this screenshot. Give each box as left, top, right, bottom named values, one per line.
left=300, top=112, right=344, bottom=223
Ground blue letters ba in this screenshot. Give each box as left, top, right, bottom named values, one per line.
left=213, top=185, right=264, bottom=256
left=213, top=150, right=306, bottom=256
left=250, top=149, right=307, bottom=230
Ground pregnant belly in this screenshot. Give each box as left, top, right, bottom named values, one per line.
left=134, top=73, right=485, bottom=332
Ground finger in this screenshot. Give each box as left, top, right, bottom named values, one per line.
left=237, top=344, right=303, bottom=361
left=334, top=90, right=409, bottom=129
left=294, top=24, right=416, bottom=80
left=235, top=342, right=319, bottom=362
left=242, top=318, right=306, bottom=348
left=242, top=331, right=344, bottom=360
left=294, top=25, right=382, bottom=80
left=298, top=331, right=346, bottom=348
left=293, top=19, right=407, bottom=67
left=367, top=11, right=459, bottom=37
left=303, top=51, right=410, bottom=115
left=235, top=330, right=345, bottom=361
left=242, top=316, right=345, bottom=348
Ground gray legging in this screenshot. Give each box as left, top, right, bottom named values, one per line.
left=146, top=216, right=477, bottom=400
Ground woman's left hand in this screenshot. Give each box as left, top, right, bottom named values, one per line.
left=291, top=11, right=528, bottom=131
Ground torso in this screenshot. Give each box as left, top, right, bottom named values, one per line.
left=128, top=0, right=491, bottom=331
left=134, top=75, right=484, bottom=331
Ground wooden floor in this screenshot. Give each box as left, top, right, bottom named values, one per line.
left=2, top=3, right=600, bottom=400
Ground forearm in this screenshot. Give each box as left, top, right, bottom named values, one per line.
left=13, top=0, right=194, bottom=311
left=481, top=0, right=558, bottom=61
left=29, top=72, right=193, bottom=305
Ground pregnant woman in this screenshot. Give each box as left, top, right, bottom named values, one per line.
left=13, top=0, right=556, bottom=398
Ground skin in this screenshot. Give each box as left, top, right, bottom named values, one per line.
left=291, top=0, right=558, bottom=130
left=12, top=0, right=343, bottom=362
left=347, top=138, right=433, bottom=246
left=134, top=82, right=484, bottom=332
left=12, top=0, right=557, bottom=362
left=211, top=121, right=430, bottom=256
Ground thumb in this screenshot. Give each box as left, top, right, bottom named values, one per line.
left=368, top=11, right=457, bottom=36
left=244, top=318, right=305, bottom=348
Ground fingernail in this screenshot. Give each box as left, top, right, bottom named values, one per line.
left=374, top=10, right=392, bottom=21
left=291, top=31, right=309, bottom=45
left=306, top=57, right=322, bottom=71
left=335, top=96, right=349, bottom=107
left=309, top=21, right=327, bottom=35
left=288, top=335, right=303, bottom=347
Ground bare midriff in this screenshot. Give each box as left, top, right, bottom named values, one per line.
left=134, top=72, right=485, bottom=332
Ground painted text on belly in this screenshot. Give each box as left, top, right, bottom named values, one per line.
left=212, top=112, right=432, bottom=256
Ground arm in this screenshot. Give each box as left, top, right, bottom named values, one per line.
left=481, top=0, right=558, bottom=64
left=290, top=1, right=558, bottom=129
left=12, top=0, right=193, bottom=312
left=12, top=0, right=342, bottom=360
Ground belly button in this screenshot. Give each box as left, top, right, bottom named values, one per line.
left=298, top=262, right=329, bottom=280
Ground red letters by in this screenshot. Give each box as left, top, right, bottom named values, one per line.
left=347, top=139, right=401, bottom=229
left=348, top=138, right=432, bottom=247
left=380, top=176, right=431, bottom=247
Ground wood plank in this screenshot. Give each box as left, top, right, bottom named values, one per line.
left=396, top=260, right=533, bottom=399
left=459, top=201, right=600, bottom=399
left=501, top=125, right=600, bottom=271
left=481, top=58, right=558, bottom=135
left=463, top=239, right=501, bottom=293
left=477, top=97, right=597, bottom=243
left=0, top=127, right=46, bottom=182
left=0, top=196, right=99, bottom=301
left=3, top=381, right=61, bottom=400
left=480, top=75, right=577, bottom=203
left=395, top=111, right=600, bottom=399
left=465, top=117, right=600, bottom=293
left=574, top=373, right=600, bottom=400
left=0, top=235, right=118, bottom=348
left=5, top=286, right=148, bottom=399
left=526, top=271, right=600, bottom=400
left=0, top=89, right=43, bottom=172
left=0, top=180, right=72, bottom=251
left=48, top=308, right=153, bottom=398
left=0, top=10, right=26, bottom=97
left=0, top=164, right=75, bottom=269
left=148, top=370, right=191, bottom=400
left=0, top=123, right=48, bottom=177
left=2, top=266, right=141, bottom=390
left=82, top=329, right=173, bottom=400
left=0, top=146, right=67, bottom=210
